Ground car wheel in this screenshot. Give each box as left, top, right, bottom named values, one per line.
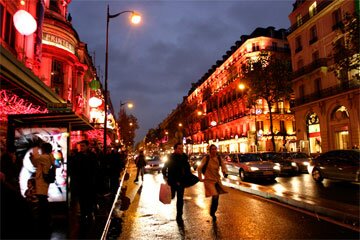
left=239, top=169, right=247, bottom=181
left=312, top=168, right=323, bottom=182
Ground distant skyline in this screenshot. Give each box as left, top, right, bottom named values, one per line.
left=68, top=0, right=294, bottom=143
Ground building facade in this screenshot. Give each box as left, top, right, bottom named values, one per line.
left=0, top=0, right=118, bottom=150
left=287, top=0, right=359, bottom=153
left=160, top=27, right=296, bottom=154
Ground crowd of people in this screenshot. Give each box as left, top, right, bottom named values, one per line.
left=1, top=133, right=228, bottom=238
left=1, top=137, right=128, bottom=239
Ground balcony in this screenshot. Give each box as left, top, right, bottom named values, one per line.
left=292, top=58, right=328, bottom=79
left=294, top=80, right=360, bottom=106
left=288, top=0, right=333, bottom=33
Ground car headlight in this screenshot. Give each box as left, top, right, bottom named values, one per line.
left=273, top=165, right=281, bottom=171
left=291, top=162, right=297, bottom=167
left=250, top=167, right=259, bottom=171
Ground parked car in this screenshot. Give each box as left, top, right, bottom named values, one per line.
left=308, top=149, right=360, bottom=183
left=284, top=152, right=312, bottom=173
left=223, top=153, right=279, bottom=181
left=189, top=153, right=205, bottom=171
left=259, top=152, right=298, bottom=175
left=144, top=155, right=164, bottom=173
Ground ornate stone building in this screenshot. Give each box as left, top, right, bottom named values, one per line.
left=287, top=0, right=359, bottom=153
left=160, top=27, right=296, bottom=154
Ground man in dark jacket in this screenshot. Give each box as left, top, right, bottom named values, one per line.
left=134, top=150, right=146, bottom=182
left=70, top=140, right=98, bottom=223
left=162, top=143, right=191, bottom=223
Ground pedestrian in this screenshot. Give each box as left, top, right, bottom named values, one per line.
left=29, top=142, right=56, bottom=237
left=134, top=150, right=146, bottom=182
left=109, top=148, right=123, bottom=192
left=197, top=144, right=228, bottom=221
left=162, top=143, right=192, bottom=224
left=70, top=140, right=98, bottom=223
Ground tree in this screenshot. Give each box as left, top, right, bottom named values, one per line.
left=241, top=52, right=293, bottom=151
left=118, top=110, right=139, bottom=149
left=332, top=12, right=359, bottom=83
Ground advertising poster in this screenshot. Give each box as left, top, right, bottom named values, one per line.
left=15, top=128, right=68, bottom=202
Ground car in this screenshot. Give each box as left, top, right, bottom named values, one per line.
left=189, top=153, right=205, bottom=171
left=223, top=153, right=279, bottom=181
left=259, top=152, right=298, bottom=175
left=144, top=155, right=164, bottom=173
left=284, top=152, right=312, bottom=173
left=308, top=149, right=360, bottom=183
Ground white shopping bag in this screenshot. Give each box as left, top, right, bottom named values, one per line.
left=159, top=183, right=171, bottom=204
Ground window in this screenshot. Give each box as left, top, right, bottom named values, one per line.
left=296, top=14, right=303, bottom=27
left=299, top=85, right=305, bottom=99
left=0, top=3, right=16, bottom=49
left=309, top=25, right=318, bottom=44
left=252, top=42, right=259, bottom=52
left=309, top=2, right=317, bottom=17
left=280, top=121, right=285, bottom=133
left=295, top=36, right=302, bottom=53
left=297, top=59, right=304, bottom=70
left=256, top=121, right=264, bottom=131
left=312, top=51, right=319, bottom=61
left=314, top=78, right=321, bottom=95
left=332, top=9, right=342, bottom=30
left=49, top=0, right=61, bottom=14
left=51, top=59, right=64, bottom=96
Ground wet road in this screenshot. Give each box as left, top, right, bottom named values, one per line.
left=117, top=170, right=359, bottom=239
left=226, top=173, right=360, bottom=206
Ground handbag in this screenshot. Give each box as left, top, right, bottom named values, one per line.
left=182, top=173, right=199, bottom=188
left=159, top=183, right=171, bottom=204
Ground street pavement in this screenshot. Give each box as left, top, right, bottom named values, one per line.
left=50, top=162, right=359, bottom=239
left=113, top=162, right=359, bottom=238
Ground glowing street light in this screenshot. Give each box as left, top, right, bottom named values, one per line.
left=103, top=5, right=141, bottom=155
left=13, top=10, right=37, bottom=36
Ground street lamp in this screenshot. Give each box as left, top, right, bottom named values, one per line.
left=104, top=5, right=141, bottom=155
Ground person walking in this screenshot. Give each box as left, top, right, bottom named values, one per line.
left=162, top=143, right=192, bottom=224
left=70, top=140, right=98, bottom=223
left=29, top=142, right=55, bottom=237
left=197, top=144, right=228, bottom=221
left=134, top=150, right=146, bottom=182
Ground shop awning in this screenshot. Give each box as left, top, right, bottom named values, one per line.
left=7, top=112, right=94, bottom=131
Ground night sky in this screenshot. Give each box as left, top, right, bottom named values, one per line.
left=68, top=0, right=294, bottom=143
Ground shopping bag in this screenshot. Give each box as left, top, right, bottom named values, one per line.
left=159, top=183, right=171, bottom=204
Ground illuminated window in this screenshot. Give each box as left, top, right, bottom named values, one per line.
left=309, top=2, right=317, bottom=17
left=296, top=14, right=302, bottom=27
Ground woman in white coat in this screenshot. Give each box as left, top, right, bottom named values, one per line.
left=197, top=144, right=227, bottom=221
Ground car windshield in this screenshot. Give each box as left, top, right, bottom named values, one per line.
left=239, top=154, right=262, bottom=162
left=261, top=152, right=282, bottom=160
left=292, top=153, right=310, bottom=159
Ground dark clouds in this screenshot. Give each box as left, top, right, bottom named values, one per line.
left=68, top=0, right=293, bottom=143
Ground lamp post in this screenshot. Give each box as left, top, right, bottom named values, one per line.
left=103, top=5, right=141, bottom=155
